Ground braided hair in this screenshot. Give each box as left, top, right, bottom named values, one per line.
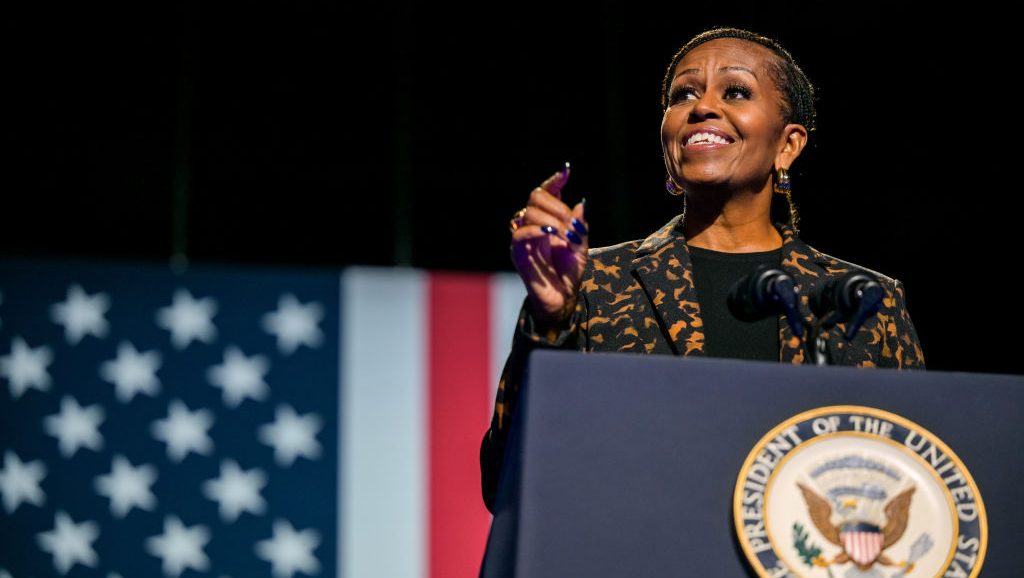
left=662, top=27, right=817, bottom=235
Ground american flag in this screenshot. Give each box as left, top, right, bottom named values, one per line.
left=0, top=258, right=524, bottom=578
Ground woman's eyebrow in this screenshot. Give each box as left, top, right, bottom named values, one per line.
left=674, top=65, right=758, bottom=80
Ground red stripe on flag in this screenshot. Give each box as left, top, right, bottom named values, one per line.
left=428, top=273, right=493, bottom=578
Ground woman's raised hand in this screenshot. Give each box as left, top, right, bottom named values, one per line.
left=510, top=164, right=589, bottom=326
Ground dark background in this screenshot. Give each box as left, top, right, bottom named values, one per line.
left=4, top=2, right=1018, bottom=375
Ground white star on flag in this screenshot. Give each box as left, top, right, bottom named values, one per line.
left=0, top=259, right=436, bottom=577
left=261, top=294, right=324, bottom=355
left=255, top=519, right=321, bottom=578
left=1, top=336, right=54, bottom=398
left=258, top=405, right=323, bottom=466
left=145, top=516, right=210, bottom=577
left=36, top=511, right=100, bottom=574
left=100, top=341, right=162, bottom=403
left=207, top=346, right=270, bottom=407
left=0, top=450, right=47, bottom=513
left=94, top=455, right=158, bottom=518
left=50, top=283, right=110, bottom=345
left=151, top=399, right=214, bottom=462
left=202, top=459, right=267, bottom=523
left=156, top=288, right=218, bottom=350
left=43, top=396, right=105, bottom=458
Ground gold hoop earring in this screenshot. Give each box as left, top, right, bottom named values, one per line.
left=666, top=176, right=685, bottom=197
left=773, top=167, right=791, bottom=194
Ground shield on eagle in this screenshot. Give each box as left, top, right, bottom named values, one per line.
left=840, top=524, right=885, bottom=566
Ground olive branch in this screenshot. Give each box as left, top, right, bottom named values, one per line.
left=793, top=522, right=834, bottom=578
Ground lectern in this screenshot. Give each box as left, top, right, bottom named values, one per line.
left=479, top=351, right=1023, bottom=578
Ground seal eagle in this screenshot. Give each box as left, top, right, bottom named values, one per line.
left=797, top=482, right=915, bottom=570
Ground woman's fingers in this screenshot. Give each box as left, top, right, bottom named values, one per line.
left=539, top=162, right=571, bottom=199
left=510, top=165, right=587, bottom=301
left=565, top=199, right=589, bottom=256
left=521, top=165, right=577, bottom=238
left=528, top=187, right=575, bottom=222
left=511, top=220, right=569, bottom=254
left=513, top=165, right=587, bottom=249
left=520, top=206, right=569, bottom=234
left=510, top=200, right=588, bottom=279
left=511, top=227, right=561, bottom=291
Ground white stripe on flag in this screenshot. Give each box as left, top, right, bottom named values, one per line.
left=489, top=273, right=527, bottom=401
left=340, top=267, right=427, bottom=578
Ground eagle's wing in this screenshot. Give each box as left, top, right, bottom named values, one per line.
left=882, top=487, right=916, bottom=549
left=797, top=482, right=841, bottom=545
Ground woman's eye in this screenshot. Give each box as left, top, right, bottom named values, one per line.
left=725, top=84, right=753, bottom=99
left=667, top=88, right=692, bottom=104
left=670, top=84, right=751, bottom=105
left=669, top=87, right=696, bottom=104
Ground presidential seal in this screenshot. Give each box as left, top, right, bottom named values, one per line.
left=733, top=406, right=986, bottom=578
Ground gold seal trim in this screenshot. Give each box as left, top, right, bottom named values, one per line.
left=732, top=405, right=988, bottom=578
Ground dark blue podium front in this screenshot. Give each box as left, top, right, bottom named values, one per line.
left=479, top=350, right=1024, bottom=578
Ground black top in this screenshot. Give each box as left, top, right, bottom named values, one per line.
left=686, top=244, right=782, bottom=362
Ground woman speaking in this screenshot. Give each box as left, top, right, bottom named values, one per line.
left=481, top=27, right=925, bottom=513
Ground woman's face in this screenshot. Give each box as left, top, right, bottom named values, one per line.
left=661, top=38, right=794, bottom=196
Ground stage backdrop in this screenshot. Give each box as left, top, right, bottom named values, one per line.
left=0, top=258, right=524, bottom=578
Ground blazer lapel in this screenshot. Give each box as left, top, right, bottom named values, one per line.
left=631, top=214, right=707, bottom=357
left=630, top=214, right=834, bottom=362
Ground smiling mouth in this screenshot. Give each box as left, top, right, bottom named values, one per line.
left=684, top=132, right=735, bottom=147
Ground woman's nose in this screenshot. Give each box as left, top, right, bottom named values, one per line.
left=690, top=92, right=721, bottom=119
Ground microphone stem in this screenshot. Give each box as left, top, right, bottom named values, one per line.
left=804, top=319, right=833, bottom=366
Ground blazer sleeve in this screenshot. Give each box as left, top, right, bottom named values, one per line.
left=889, top=278, right=926, bottom=370
left=479, top=293, right=588, bottom=514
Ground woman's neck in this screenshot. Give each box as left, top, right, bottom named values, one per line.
left=682, top=200, right=782, bottom=253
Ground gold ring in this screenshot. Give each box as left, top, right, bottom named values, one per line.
left=509, top=208, right=527, bottom=232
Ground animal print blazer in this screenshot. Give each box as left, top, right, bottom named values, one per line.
left=480, top=213, right=926, bottom=513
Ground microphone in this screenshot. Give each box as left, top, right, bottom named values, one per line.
left=809, top=270, right=884, bottom=341
left=727, top=264, right=804, bottom=338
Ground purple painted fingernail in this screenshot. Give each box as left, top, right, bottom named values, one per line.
left=570, top=217, right=588, bottom=236
left=566, top=230, right=583, bottom=245
left=559, top=161, right=571, bottom=183
left=541, top=225, right=558, bottom=235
